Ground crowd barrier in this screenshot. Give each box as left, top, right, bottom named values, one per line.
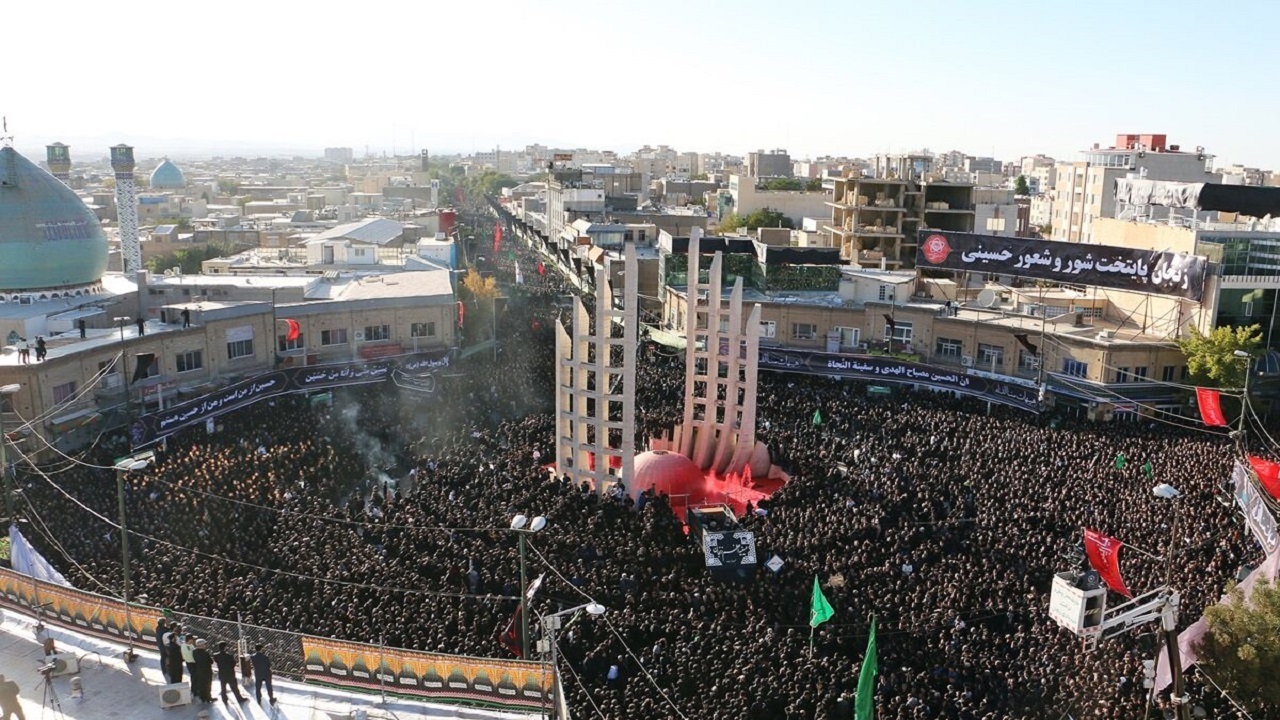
left=0, top=566, right=553, bottom=712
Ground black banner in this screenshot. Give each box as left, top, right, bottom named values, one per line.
left=758, top=347, right=1042, bottom=411
left=915, top=230, right=1207, bottom=301
left=130, top=349, right=453, bottom=447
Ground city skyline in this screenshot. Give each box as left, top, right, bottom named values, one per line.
left=7, top=0, right=1279, bottom=168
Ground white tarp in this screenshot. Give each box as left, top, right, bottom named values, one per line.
left=7, top=524, right=71, bottom=587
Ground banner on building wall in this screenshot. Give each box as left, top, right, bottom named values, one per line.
left=914, top=230, right=1207, bottom=301
left=301, top=635, right=551, bottom=711
left=1234, top=460, right=1280, bottom=555
left=131, top=349, right=453, bottom=447
left=757, top=347, right=1042, bottom=411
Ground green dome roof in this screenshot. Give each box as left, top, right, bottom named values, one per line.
left=0, top=146, right=109, bottom=291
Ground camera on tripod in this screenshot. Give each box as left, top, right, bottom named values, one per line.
left=37, top=662, right=57, bottom=676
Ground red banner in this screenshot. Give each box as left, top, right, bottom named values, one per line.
left=282, top=318, right=300, bottom=342
left=1084, top=528, right=1131, bottom=597
left=457, top=300, right=465, bottom=328
left=1248, top=455, right=1280, bottom=501
left=1196, top=387, right=1228, bottom=427
left=493, top=225, right=503, bottom=256
left=498, top=602, right=523, bottom=658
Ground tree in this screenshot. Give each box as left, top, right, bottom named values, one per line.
left=460, top=269, right=499, bottom=345
left=217, top=178, right=241, bottom=195
left=466, top=170, right=519, bottom=200
left=761, top=178, right=805, bottom=192
left=1195, top=578, right=1280, bottom=714
left=692, top=173, right=709, bottom=181
left=1014, top=175, right=1030, bottom=195
left=744, top=207, right=794, bottom=230
left=805, top=178, right=824, bottom=191
left=1176, top=324, right=1261, bottom=388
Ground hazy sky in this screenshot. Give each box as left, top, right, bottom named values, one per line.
left=7, top=0, right=1278, bottom=167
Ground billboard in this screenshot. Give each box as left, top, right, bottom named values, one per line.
left=915, top=230, right=1207, bottom=301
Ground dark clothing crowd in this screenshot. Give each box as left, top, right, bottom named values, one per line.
left=15, top=274, right=1269, bottom=720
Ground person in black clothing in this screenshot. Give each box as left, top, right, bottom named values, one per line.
left=250, top=644, right=275, bottom=704
left=77, top=319, right=86, bottom=339
left=155, top=618, right=169, bottom=683
left=165, top=629, right=183, bottom=684
left=213, top=642, right=246, bottom=703
left=192, top=639, right=214, bottom=703
left=180, top=308, right=191, bottom=328
left=34, top=337, right=46, bottom=362
left=136, top=317, right=145, bottom=336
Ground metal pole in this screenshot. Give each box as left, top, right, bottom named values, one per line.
left=1163, top=506, right=1190, bottom=720
left=0, top=410, right=10, bottom=523
left=548, top=617, right=559, bottom=720
left=518, top=533, right=530, bottom=659
left=117, top=467, right=135, bottom=657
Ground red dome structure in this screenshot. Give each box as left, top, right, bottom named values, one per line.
left=632, top=450, right=704, bottom=499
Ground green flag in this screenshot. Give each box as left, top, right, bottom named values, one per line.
left=856, top=616, right=878, bottom=720
left=809, top=576, right=834, bottom=628
left=812, top=409, right=823, bottom=426
left=1142, top=461, right=1153, bottom=478
left=1114, top=453, right=1126, bottom=470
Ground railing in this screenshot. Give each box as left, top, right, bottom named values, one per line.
left=0, top=566, right=551, bottom=711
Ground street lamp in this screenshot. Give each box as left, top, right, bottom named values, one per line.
left=1153, top=482, right=1190, bottom=720
left=116, top=457, right=149, bottom=661
left=1233, top=350, right=1253, bottom=437
left=0, top=383, right=19, bottom=524
left=540, top=602, right=606, bottom=720
left=510, top=513, right=547, bottom=659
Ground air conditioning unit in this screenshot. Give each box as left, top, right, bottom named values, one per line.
left=47, top=653, right=79, bottom=676
left=158, top=683, right=192, bottom=708
left=354, top=330, right=366, bottom=342
left=1098, top=330, right=1114, bottom=341
left=961, top=356, right=974, bottom=367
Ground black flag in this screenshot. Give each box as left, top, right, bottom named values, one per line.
left=131, top=353, right=155, bottom=383
left=1012, top=333, right=1038, bottom=356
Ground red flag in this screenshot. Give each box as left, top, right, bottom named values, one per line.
left=498, top=602, right=523, bottom=658
left=538, top=261, right=546, bottom=276
left=456, top=301, right=465, bottom=328
left=1248, top=455, right=1280, bottom=500
left=493, top=225, right=503, bottom=255
left=281, top=318, right=300, bottom=343
left=1196, top=387, right=1228, bottom=427
left=1084, top=528, right=1131, bottom=597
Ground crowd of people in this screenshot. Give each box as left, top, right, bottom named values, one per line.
left=12, top=231, right=1272, bottom=720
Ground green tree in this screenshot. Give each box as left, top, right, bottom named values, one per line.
left=718, top=213, right=743, bottom=233
left=1014, top=175, right=1030, bottom=195
left=762, top=178, right=805, bottom=191
left=744, top=207, right=794, bottom=230
left=1196, top=578, right=1280, bottom=713
left=466, top=170, right=519, bottom=200
left=217, top=178, right=241, bottom=195
left=805, top=178, right=824, bottom=191
left=1176, top=324, right=1261, bottom=388
left=692, top=173, right=709, bottom=181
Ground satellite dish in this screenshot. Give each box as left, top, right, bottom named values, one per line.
left=976, top=289, right=998, bottom=308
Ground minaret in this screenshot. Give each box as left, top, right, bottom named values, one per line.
left=46, top=143, right=71, bottom=185
left=110, top=144, right=141, bottom=278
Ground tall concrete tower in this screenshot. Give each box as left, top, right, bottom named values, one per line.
left=45, top=143, right=71, bottom=185
left=677, top=227, right=763, bottom=475
left=110, top=144, right=141, bottom=278
left=555, top=244, right=638, bottom=494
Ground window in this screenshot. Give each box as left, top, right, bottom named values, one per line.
left=792, top=323, right=818, bottom=340
left=837, top=327, right=860, bottom=349
left=1180, top=365, right=1190, bottom=381
left=353, top=247, right=368, bottom=257
left=277, top=333, right=305, bottom=352
left=935, top=337, right=963, bottom=359
left=363, top=325, right=390, bottom=342
left=1018, top=350, right=1039, bottom=371
left=52, top=381, right=77, bottom=404
left=759, top=321, right=776, bottom=339
left=1162, top=365, right=1176, bottom=383
left=977, top=343, right=1004, bottom=367
left=1072, top=306, right=1104, bottom=319
left=1115, top=367, right=1130, bottom=383
left=176, top=350, right=203, bottom=373
left=98, top=358, right=122, bottom=389
left=227, top=339, right=254, bottom=360
left=1133, top=366, right=1149, bottom=381
left=878, top=285, right=889, bottom=301
left=885, top=320, right=913, bottom=343
left=321, top=328, right=349, bottom=346
left=1062, top=359, right=1088, bottom=378
left=411, top=322, right=437, bottom=338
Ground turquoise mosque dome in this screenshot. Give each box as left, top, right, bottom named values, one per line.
left=149, top=157, right=185, bottom=189
left=0, top=146, right=109, bottom=291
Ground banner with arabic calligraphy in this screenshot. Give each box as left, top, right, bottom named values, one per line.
left=1233, top=461, right=1280, bottom=556
left=131, top=349, right=453, bottom=447
left=915, top=230, right=1207, bottom=301
left=758, top=348, right=1042, bottom=411
left=301, top=635, right=552, bottom=711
